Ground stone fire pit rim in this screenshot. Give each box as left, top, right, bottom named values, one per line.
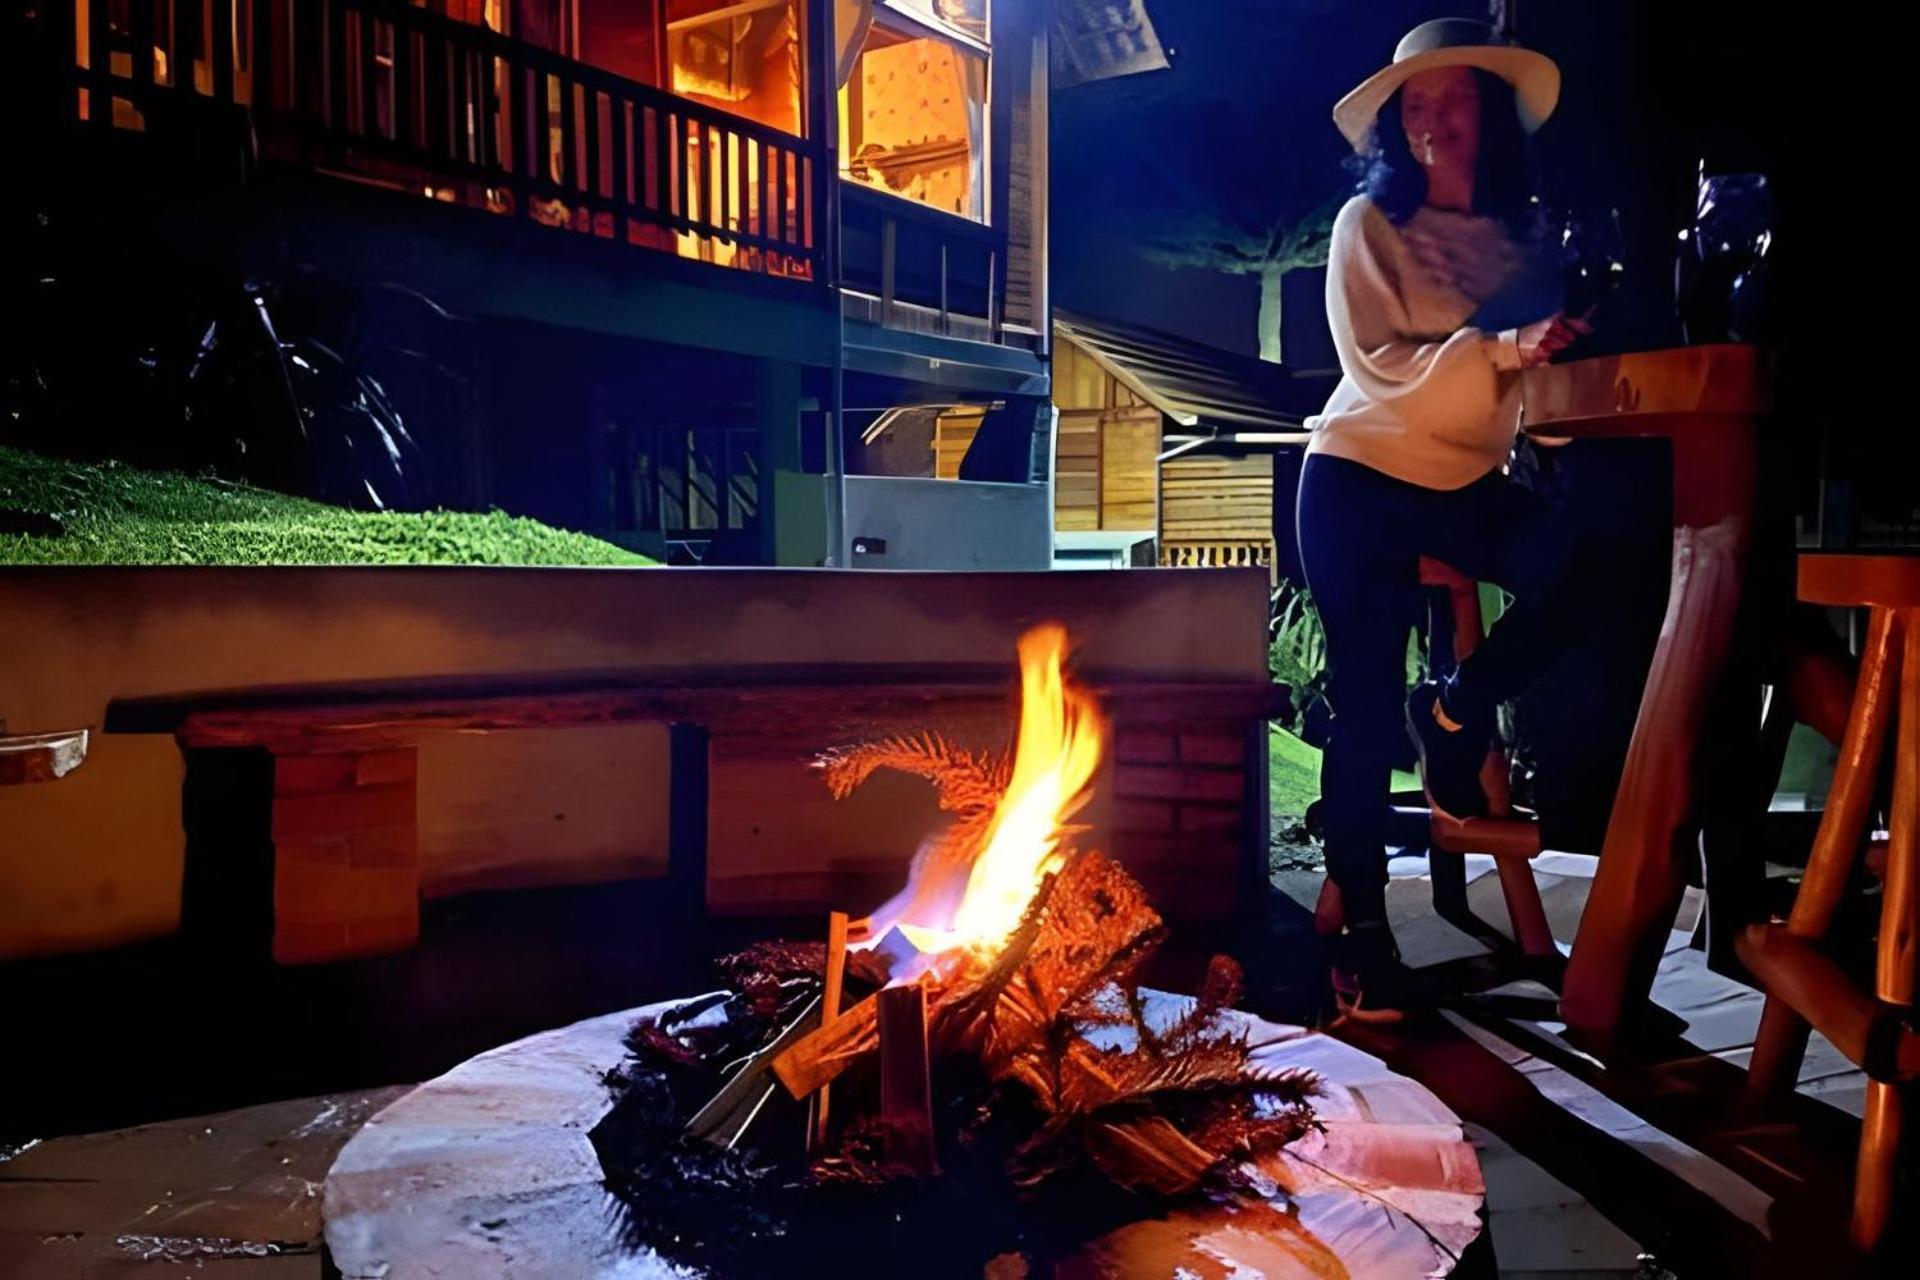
left=322, top=992, right=1485, bottom=1279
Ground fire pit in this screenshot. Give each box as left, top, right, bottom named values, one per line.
left=323, top=999, right=1482, bottom=1278
left=323, top=626, right=1487, bottom=1277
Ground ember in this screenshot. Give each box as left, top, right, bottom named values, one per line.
left=592, top=624, right=1318, bottom=1274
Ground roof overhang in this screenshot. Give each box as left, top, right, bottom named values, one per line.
left=1051, top=0, right=1171, bottom=89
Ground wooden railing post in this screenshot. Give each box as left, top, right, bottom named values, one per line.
left=87, top=0, right=111, bottom=127
left=880, top=215, right=897, bottom=324
left=129, top=0, right=155, bottom=90
left=211, top=0, right=235, bottom=102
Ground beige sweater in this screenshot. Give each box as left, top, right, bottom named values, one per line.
left=1306, top=195, right=1538, bottom=491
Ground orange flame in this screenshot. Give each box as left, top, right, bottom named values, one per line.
left=855, top=623, right=1106, bottom=970
left=947, top=624, right=1105, bottom=954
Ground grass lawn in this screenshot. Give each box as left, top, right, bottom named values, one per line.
left=1269, top=723, right=1421, bottom=823
left=0, top=446, right=655, bottom=567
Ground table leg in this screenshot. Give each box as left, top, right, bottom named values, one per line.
left=1561, top=420, right=1756, bottom=1048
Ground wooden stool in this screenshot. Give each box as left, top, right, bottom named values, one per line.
left=1735, top=553, right=1920, bottom=1251
left=1417, top=557, right=1555, bottom=961
left=1309, top=560, right=1556, bottom=964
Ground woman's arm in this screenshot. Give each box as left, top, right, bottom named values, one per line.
left=1325, top=200, right=1525, bottom=400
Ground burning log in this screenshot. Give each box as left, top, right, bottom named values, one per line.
left=731, top=625, right=1319, bottom=1201
left=771, top=990, right=882, bottom=1099
left=876, top=983, right=938, bottom=1176
left=770, top=848, right=1165, bottom=1099
left=807, top=910, right=850, bottom=1153
left=942, top=848, right=1167, bottom=1072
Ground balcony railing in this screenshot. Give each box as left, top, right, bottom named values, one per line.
left=1160, top=538, right=1277, bottom=583
left=839, top=183, right=1006, bottom=344
left=54, top=0, right=822, bottom=279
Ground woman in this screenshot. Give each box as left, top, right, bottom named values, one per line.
left=1299, top=19, right=1588, bottom=1016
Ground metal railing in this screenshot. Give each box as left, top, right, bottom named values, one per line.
left=56, top=0, right=822, bottom=277
left=840, top=182, right=1003, bottom=334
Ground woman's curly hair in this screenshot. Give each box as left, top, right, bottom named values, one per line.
left=1346, top=69, right=1544, bottom=240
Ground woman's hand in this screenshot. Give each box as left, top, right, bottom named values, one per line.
left=1515, top=311, right=1593, bottom=368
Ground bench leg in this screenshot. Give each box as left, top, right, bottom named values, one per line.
left=668, top=723, right=710, bottom=910
left=269, top=747, right=420, bottom=965
left=1748, top=608, right=1902, bottom=1099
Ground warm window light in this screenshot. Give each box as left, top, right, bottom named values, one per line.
left=667, top=0, right=804, bottom=136
left=838, top=19, right=988, bottom=221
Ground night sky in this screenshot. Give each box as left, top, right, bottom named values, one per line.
left=1049, top=0, right=1484, bottom=356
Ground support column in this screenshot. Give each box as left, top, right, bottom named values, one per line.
left=269, top=747, right=420, bottom=964
left=756, top=359, right=804, bottom=565
left=668, top=723, right=710, bottom=910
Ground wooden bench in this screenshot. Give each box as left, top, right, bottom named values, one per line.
left=107, top=669, right=1287, bottom=965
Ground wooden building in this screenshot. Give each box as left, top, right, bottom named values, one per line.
left=1049, top=310, right=1333, bottom=579
left=13, top=0, right=1150, bottom=569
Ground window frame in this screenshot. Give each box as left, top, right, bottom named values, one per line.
left=840, top=0, right=992, bottom=224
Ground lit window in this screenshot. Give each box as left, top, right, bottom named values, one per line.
left=837, top=12, right=988, bottom=221
left=666, top=0, right=806, bottom=136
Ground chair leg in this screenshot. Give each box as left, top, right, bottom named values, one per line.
left=1853, top=1079, right=1904, bottom=1252
left=1495, top=855, right=1557, bottom=958
left=1748, top=608, right=1903, bottom=1099
left=1851, top=610, right=1920, bottom=1251
left=1873, top=608, right=1919, bottom=1014
left=1430, top=846, right=1470, bottom=923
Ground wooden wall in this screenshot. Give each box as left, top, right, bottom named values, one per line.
left=932, top=407, right=988, bottom=479
left=1055, top=407, right=1161, bottom=532
left=1053, top=339, right=1152, bottom=413
left=1051, top=338, right=1161, bottom=533
left=1159, top=453, right=1276, bottom=580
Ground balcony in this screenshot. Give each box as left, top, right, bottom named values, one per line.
left=38, top=1, right=1033, bottom=347
left=49, top=0, right=824, bottom=280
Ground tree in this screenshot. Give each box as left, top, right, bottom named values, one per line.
left=1139, top=199, right=1341, bottom=362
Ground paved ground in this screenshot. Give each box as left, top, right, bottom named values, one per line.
left=0, top=1089, right=402, bottom=1278
left=0, top=866, right=1895, bottom=1278
left=1278, top=853, right=1894, bottom=1278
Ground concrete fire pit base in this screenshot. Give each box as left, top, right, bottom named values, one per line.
left=323, top=998, right=1485, bottom=1278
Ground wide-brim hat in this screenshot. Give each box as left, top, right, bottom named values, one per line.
left=1333, top=17, right=1560, bottom=152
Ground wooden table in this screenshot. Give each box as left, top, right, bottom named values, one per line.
left=1520, top=345, right=1773, bottom=1050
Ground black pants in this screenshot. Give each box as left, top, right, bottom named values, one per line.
left=1295, top=453, right=1573, bottom=926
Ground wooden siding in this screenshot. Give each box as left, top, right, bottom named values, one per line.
left=932, top=407, right=988, bottom=480
left=1054, top=405, right=1159, bottom=532
left=1159, top=453, right=1275, bottom=581
left=1053, top=339, right=1151, bottom=413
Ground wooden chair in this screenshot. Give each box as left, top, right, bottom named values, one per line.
left=1416, top=556, right=1556, bottom=962
left=1736, top=554, right=1920, bottom=1252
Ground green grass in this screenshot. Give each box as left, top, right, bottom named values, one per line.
left=1269, top=724, right=1422, bottom=822
left=1270, top=725, right=1325, bottom=820
left=0, top=446, right=655, bottom=567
